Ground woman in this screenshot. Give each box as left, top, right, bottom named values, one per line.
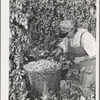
left=58, top=20, right=96, bottom=100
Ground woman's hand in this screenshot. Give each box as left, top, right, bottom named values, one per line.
left=55, top=49, right=62, bottom=58
left=52, top=47, right=63, bottom=59
left=73, top=57, right=82, bottom=64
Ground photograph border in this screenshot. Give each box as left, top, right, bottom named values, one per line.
left=1, top=0, right=100, bottom=100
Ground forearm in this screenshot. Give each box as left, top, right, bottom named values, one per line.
left=73, top=56, right=90, bottom=64
left=82, top=55, right=96, bottom=61
left=69, top=47, right=87, bottom=57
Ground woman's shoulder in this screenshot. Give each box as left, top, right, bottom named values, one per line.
left=77, top=28, right=92, bottom=36
left=77, top=28, right=95, bottom=41
left=76, top=28, right=96, bottom=41
left=77, top=28, right=88, bottom=33
left=75, top=28, right=88, bottom=38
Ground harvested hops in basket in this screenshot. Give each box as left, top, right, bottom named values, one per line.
left=23, top=59, right=62, bottom=98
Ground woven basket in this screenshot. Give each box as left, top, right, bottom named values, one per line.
left=23, top=59, right=62, bottom=97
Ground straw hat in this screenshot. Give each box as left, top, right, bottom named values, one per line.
left=59, top=20, right=75, bottom=29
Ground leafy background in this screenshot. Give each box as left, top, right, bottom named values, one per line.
left=9, top=0, right=96, bottom=100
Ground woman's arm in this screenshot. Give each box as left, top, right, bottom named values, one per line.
left=73, top=55, right=96, bottom=64
left=82, top=55, right=96, bottom=61
left=68, top=46, right=87, bottom=57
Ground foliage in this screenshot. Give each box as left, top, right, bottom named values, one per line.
left=9, top=0, right=96, bottom=100
left=9, top=69, right=30, bottom=100
left=60, top=63, right=95, bottom=100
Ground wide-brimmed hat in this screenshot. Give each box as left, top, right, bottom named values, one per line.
left=59, top=20, right=75, bottom=38
left=59, top=20, right=75, bottom=29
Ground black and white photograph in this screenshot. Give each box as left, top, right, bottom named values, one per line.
left=1, top=0, right=99, bottom=100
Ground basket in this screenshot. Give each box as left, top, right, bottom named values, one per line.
left=23, top=59, right=62, bottom=97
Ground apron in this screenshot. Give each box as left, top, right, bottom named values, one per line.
left=69, top=32, right=96, bottom=97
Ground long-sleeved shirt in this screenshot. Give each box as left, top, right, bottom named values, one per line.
left=59, top=28, right=96, bottom=58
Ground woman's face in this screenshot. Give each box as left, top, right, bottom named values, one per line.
left=67, top=30, right=75, bottom=39
left=65, top=28, right=75, bottom=39
left=60, top=25, right=75, bottom=39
